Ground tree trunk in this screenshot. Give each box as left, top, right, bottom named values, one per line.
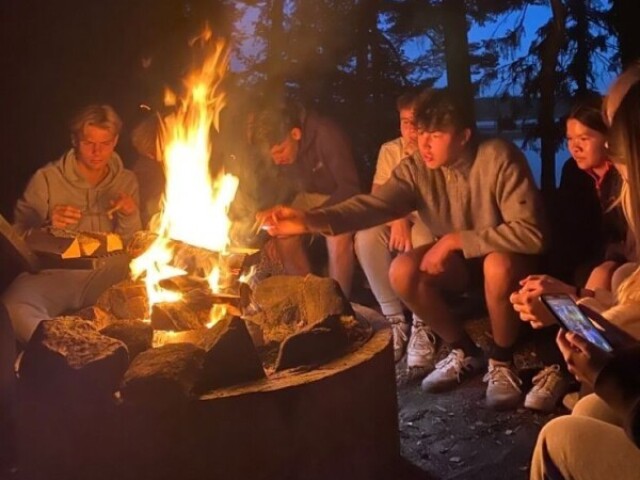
left=442, top=0, right=475, bottom=124
left=610, top=0, right=640, bottom=67
left=266, top=0, right=286, bottom=97
left=538, top=0, right=567, bottom=193
left=569, top=0, right=589, bottom=94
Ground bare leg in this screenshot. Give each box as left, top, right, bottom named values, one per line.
left=274, top=236, right=312, bottom=276
left=389, top=244, right=469, bottom=343
left=484, top=252, right=535, bottom=350
left=326, top=233, right=355, bottom=298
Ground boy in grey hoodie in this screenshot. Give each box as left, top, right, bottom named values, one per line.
left=258, top=89, right=548, bottom=410
left=3, top=104, right=142, bottom=343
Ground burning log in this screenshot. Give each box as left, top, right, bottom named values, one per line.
left=121, top=343, right=205, bottom=408
left=151, top=301, right=204, bottom=331
left=75, top=305, right=117, bottom=330
left=128, top=230, right=258, bottom=279
left=196, top=316, right=266, bottom=392
left=100, top=319, right=154, bottom=359
left=19, top=317, right=128, bottom=399
left=97, top=280, right=149, bottom=320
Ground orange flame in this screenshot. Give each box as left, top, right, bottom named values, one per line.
left=130, top=32, right=238, bottom=322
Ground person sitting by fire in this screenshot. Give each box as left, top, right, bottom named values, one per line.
left=353, top=88, right=437, bottom=367
left=251, top=100, right=361, bottom=298
left=257, top=88, right=548, bottom=410
left=547, top=92, right=632, bottom=289
left=2, top=104, right=142, bottom=344
left=130, top=109, right=166, bottom=229
left=525, top=62, right=640, bottom=479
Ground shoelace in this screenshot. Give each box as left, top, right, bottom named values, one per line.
left=410, top=324, right=436, bottom=350
left=483, top=364, right=522, bottom=392
left=389, top=319, right=409, bottom=346
left=531, top=364, right=561, bottom=395
left=434, top=349, right=466, bottom=382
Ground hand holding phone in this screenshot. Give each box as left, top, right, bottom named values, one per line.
left=540, top=293, right=614, bottom=352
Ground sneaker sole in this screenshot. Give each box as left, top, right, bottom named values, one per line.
left=420, top=379, right=463, bottom=393
left=524, top=396, right=556, bottom=412
left=486, top=395, right=522, bottom=411
left=406, top=353, right=434, bottom=370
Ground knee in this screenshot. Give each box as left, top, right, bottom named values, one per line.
left=483, top=252, right=523, bottom=293
left=572, top=393, right=620, bottom=423
left=389, top=252, right=421, bottom=297
left=354, top=226, right=387, bottom=255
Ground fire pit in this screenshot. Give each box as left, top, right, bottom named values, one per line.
left=17, top=302, right=399, bottom=480
left=13, top=30, right=400, bottom=479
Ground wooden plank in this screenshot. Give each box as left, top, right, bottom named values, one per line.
left=0, top=214, right=40, bottom=273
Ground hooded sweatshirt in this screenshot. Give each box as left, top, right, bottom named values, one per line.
left=14, top=149, right=142, bottom=241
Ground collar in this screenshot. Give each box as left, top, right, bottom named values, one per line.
left=440, top=141, right=477, bottom=179
left=400, top=137, right=414, bottom=157
left=586, top=159, right=613, bottom=191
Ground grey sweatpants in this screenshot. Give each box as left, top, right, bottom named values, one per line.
left=2, top=255, right=129, bottom=343
left=354, top=218, right=433, bottom=317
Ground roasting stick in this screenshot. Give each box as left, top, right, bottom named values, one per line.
left=106, top=204, right=123, bottom=220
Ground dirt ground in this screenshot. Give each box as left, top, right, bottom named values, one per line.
left=392, top=317, right=566, bottom=480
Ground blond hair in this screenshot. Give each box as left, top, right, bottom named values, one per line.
left=606, top=64, right=640, bottom=246
left=69, top=104, right=122, bottom=142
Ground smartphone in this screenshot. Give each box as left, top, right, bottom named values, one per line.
left=540, top=293, right=614, bottom=352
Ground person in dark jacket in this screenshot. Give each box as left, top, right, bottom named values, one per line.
left=528, top=62, right=640, bottom=480
left=252, top=101, right=361, bottom=297
left=550, top=93, right=630, bottom=287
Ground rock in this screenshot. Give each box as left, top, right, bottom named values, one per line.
left=19, top=316, right=128, bottom=399
left=75, top=305, right=117, bottom=330
left=100, top=319, right=154, bottom=359
left=274, top=314, right=349, bottom=371
left=121, top=343, right=205, bottom=408
left=247, top=274, right=354, bottom=343
left=196, top=316, right=265, bottom=392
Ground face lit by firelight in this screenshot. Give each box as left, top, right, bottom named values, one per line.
left=566, top=118, right=607, bottom=171
left=417, top=126, right=470, bottom=169
left=74, top=124, right=118, bottom=174
left=269, top=128, right=301, bottom=165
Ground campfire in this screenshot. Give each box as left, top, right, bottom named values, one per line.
left=14, top=29, right=400, bottom=480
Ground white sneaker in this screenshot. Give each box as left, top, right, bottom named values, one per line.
left=406, top=319, right=437, bottom=368
left=524, top=364, right=569, bottom=412
left=420, top=348, right=485, bottom=392
left=387, top=315, right=409, bottom=363
left=484, top=360, right=522, bottom=410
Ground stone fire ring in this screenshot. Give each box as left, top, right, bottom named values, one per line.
left=19, top=304, right=400, bottom=480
